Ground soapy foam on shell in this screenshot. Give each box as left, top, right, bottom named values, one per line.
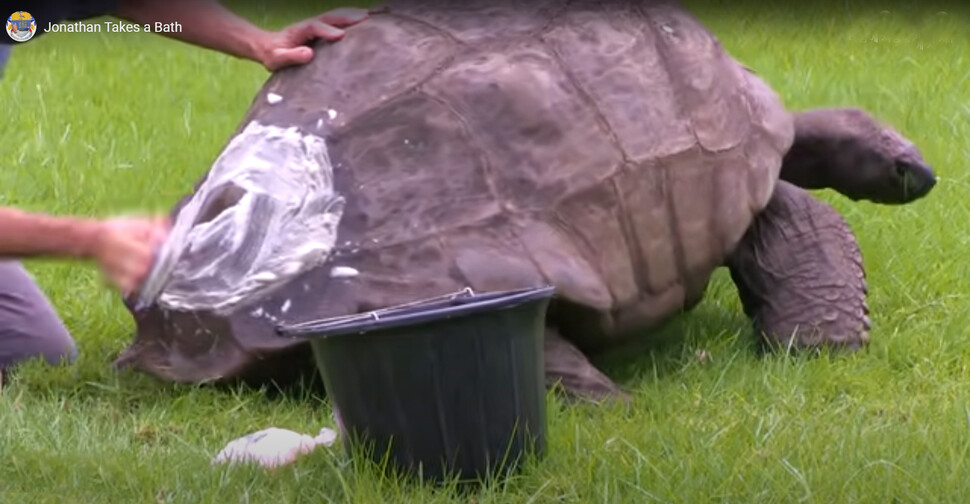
left=137, top=120, right=344, bottom=315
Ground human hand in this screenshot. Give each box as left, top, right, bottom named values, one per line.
left=256, top=7, right=369, bottom=71
left=89, top=216, right=170, bottom=295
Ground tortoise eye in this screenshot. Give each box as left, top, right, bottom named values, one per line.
left=894, top=160, right=909, bottom=177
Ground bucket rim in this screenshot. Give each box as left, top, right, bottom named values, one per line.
left=275, top=284, right=555, bottom=339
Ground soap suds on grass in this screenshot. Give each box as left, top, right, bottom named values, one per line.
left=212, top=426, right=338, bottom=470
left=135, top=120, right=345, bottom=315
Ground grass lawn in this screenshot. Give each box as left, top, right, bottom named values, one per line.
left=1, top=0, right=968, bottom=502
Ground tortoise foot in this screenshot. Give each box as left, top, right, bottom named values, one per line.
left=545, top=327, right=632, bottom=405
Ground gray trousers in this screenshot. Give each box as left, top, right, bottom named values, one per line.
left=0, top=45, right=9, bottom=77
left=0, top=261, right=77, bottom=368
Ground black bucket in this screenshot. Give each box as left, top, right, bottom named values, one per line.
left=276, top=285, right=555, bottom=483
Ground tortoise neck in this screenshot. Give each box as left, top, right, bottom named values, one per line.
left=779, top=124, right=836, bottom=191
left=779, top=111, right=862, bottom=197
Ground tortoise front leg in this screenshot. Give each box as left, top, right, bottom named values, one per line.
left=724, top=180, right=870, bottom=352
left=544, top=327, right=632, bottom=404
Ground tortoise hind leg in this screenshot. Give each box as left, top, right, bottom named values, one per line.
left=544, top=327, right=632, bottom=404
left=724, top=180, right=870, bottom=352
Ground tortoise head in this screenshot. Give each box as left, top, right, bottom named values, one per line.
left=780, top=107, right=937, bottom=205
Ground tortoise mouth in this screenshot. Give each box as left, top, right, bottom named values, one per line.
left=895, top=160, right=937, bottom=204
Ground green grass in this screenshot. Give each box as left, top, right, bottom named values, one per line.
left=0, top=1, right=968, bottom=502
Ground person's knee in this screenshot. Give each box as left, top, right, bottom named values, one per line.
left=0, top=261, right=78, bottom=368
left=0, top=321, right=78, bottom=368
left=27, top=331, right=77, bottom=366
left=33, top=324, right=78, bottom=366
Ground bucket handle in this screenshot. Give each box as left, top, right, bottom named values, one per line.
left=277, top=287, right=477, bottom=333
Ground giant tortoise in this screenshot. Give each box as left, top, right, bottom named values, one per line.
left=117, top=0, right=936, bottom=401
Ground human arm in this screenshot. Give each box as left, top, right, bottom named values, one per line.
left=113, top=0, right=369, bottom=71
left=0, top=207, right=103, bottom=258
left=0, top=207, right=168, bottom=293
